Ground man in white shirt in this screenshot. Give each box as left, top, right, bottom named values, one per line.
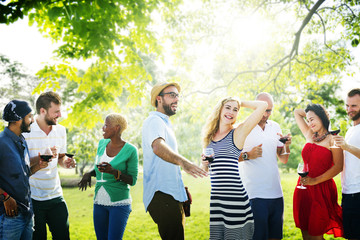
left=333, top=88, right=360, bottom=240
left=239, top=92, right=291, bottom=240
left=23, top=91, right=76, bottom=240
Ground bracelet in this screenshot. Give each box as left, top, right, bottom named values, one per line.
left=115, top=170, right=121, bottom=181
left=3, top=196, right=10, bottom=202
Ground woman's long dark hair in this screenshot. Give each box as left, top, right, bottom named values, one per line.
left=305, top=103, right=330, bottom=131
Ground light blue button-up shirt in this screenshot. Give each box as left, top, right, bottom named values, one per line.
left=142, top=111, right=187, bottom=211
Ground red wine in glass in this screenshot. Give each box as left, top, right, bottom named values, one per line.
left=297, top=162, right=308, bottom=189
left=279, top=137, right=289, bottom=155
left=203, top=148, right=215, bottom=163
left=329, top=129, right=340, bottom=135
left=298, top=171, right=309, bottom=178
left=97, top=163, right=107, bottom=168
left=205, top=156, right=214, bottom=162
left=329, top=129, right=340, bottom=148
left=40, top=155, right=52, bottom=162
left=279, top=137, right=288, bottom=144
left=65, top=153, right=74, bottom=158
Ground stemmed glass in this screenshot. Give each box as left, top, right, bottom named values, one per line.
left=203, top=148, right=214, bottom=174
left=65, top=153, right=75, bottom=158
left=95, top=155, right=106, bottom=182
left=279, top=129, right=290, bottom=155
left=40, top=146, right=53, bottom=162
left=297, top=162, right=309, bottom=189
left=65, top=151, right=75, bottom=169
left=329, top=121, right=340, bottom=148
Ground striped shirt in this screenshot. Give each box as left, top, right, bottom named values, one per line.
left=23, top=118, right=66, bottom=201
left=207, top=129, right=254, bottom=240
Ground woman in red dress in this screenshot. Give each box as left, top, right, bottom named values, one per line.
left=293, top=104, right=344, bottom=240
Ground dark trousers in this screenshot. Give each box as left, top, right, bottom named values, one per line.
left=147, top=191, right=185, bottom=240
left=32, top=196, right=70, bottom=240
left=342, top=193, right=360, bottom=239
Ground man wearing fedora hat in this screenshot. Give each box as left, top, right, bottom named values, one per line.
left=142, top=82, right=207, bottom=240
left=0, top=100, right=48, bottom=239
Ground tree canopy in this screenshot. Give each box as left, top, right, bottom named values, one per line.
left=1, top=0, right=359, bottom=171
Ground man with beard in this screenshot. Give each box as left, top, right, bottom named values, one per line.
left=142, top=82, right=207, bottom=240
left=0, top=100, right=48, bottom=239
left=238, top=92, right=291, bottom=240
left=333, top=88, right=360, bottom=240
left=23, top=92, right=75, bottom=240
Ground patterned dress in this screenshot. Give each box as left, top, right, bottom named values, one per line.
left=207, top=129, right=254, bottom=240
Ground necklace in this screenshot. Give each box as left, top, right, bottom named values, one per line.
left=313, top=131, right=329, bottom=142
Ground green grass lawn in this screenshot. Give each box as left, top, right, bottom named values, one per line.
left=61, top=172, right=344, bottom=240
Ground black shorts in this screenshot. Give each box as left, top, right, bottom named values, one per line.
left=342, top=192, right=360, bottom=239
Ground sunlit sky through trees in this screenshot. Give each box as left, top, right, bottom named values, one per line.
left=0, top=0, right=359, bottom=96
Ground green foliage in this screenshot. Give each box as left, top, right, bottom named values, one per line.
left=1, top=0, right=358, bottom=173
left=2, top=0, right=181, bottom=132
left=0, top=53, right=40, bottom=110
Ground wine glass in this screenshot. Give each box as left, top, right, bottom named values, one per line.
left=203, top=148, right=214, bottom=162
left=65, top=153, right=75, bottom=158
left=297, top=162, right=309, bottom=189
left=40, top=146, right=53, bottom=162
left=329, top=122, right=340, bottom=149
left=65, top=153, right=75, bottom=168
left=95, top=155, right=106, bottom=182
left=203, top=148, right=214, bottom=174
left=279, top=129, right=290, bottom=155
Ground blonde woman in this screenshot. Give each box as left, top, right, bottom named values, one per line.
left=202, top=97, right=267, bottom=240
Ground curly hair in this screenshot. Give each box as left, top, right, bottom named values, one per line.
left=106, top=113, right=128, bottom=134
left=305, top=103, right=330, bottom=131
left=201, top=97, right=240, bottom=148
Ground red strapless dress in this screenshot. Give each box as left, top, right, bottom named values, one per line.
left=293, top=143, right=343, bottom=237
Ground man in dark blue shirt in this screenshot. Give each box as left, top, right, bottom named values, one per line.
left=0, top=100, right=48, bottom=240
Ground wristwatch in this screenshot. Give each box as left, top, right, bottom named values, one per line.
left=0, top=192, right=8, bottom=202
left=242, top=152, right=249, bottom=161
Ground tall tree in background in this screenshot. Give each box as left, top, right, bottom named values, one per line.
left=1, top=0, right=359, bottom=170
left=156, top=0, right=358, bottom=169
left=1, top=0, right=180, bottom=129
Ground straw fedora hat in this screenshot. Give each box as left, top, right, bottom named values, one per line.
left=150, top=82, right=181, bottom=107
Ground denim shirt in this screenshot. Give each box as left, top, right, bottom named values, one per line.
left=0, top=127, right=32, bottom=216
left=142, top=111, right=187, bottom=211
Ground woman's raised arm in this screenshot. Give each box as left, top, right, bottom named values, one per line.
left=234, top=100, right=267, bottom=149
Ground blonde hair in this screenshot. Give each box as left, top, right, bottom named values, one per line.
left=202, top=97, right=240, bottom=148
left=106, top=113, right=128, bottom=134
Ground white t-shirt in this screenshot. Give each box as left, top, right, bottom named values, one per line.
left=239, top=120, right=283, bottom=199
left=23, top=119, right=67, bottom=201
left=341, top=124, right=360, bottom=194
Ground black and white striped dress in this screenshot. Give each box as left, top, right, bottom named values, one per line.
left=207, top=129, right=254, bottom=240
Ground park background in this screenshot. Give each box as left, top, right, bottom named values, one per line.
left=0, top=0, right=359, bottom=239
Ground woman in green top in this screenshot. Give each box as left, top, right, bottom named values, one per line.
left=78, top=113, right=138, bottom=240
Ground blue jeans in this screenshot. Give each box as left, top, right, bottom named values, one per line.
left=0, top=213, right=34, bottom=240
left=93, top=204, right=131, bottom=240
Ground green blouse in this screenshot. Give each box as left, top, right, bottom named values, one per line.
left=94, top=139, right=138, bottom=202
